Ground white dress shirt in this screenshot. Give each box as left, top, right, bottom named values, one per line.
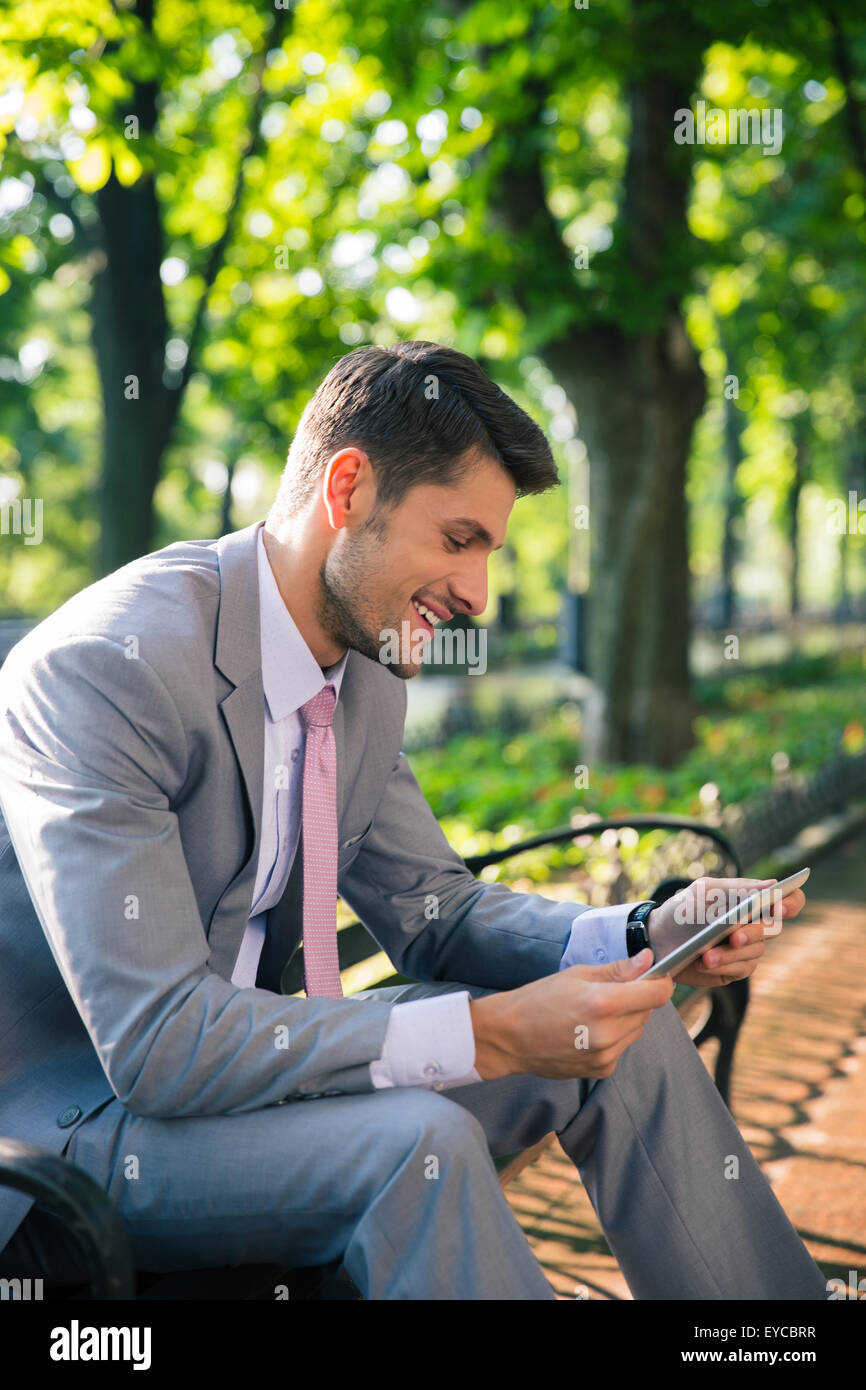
left=234, top=521, right=639, bottom=1092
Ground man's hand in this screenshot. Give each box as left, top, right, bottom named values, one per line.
left=469, top=951, right=674, bottom=1082
left=646, top=876, right=806, bottom=988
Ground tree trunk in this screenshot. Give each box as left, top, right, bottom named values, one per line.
left=89, top=9, right=171, bottom=577
left=497, top=542, right=518, bottom=632
left=838, top=515, right=851, bottom=619
left=720, top=354, right=745, bottom=628
left=788, top=423, right=807, bottom=617
left=87, top=0, right=288, bottom=575
left=482, top=1, right=706, bottom=765
left=548, top=317, right=703, bottom=765
left=828, top=8, right=866, bottom=188
left=838, top=432, right=866, bottom=617
left=91, top=171, right=174, bottom=576
left=219, top=457, right=237, bottom=539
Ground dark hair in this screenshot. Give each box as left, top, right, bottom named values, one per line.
left=270, top=341, right=559, bottom=518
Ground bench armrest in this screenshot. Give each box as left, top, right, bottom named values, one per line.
left=0, top=1137, right=134, bottom=1298
left=463, top=815, right=742, bottom=877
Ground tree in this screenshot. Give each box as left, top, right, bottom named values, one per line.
left=3, top=0, right=865, bottom=768
left=364, top=0, right=710, bottom=764
left=356, top=0, right=866, bottom=762
left=1, top=1, right=291, bottom=573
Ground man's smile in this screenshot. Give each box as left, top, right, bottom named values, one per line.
left=409, top=595, right=450, bottom=637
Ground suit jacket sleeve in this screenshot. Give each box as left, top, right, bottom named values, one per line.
left=0, top=636, right=394, bottom=1118
left=338, top=746, right=584, bottom=990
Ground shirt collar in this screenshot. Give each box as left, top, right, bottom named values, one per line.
left=256, top=522, right=348, bottom=724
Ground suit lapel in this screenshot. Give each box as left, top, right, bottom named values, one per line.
left=206, top=521, right=266, bottom=979
left=332, top=648, right=368, bottom=828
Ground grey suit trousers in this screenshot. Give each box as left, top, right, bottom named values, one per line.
left=2, top=983, right=827, bottom=1301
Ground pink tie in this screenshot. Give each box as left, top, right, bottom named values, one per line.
left=299, top=685, right=343, bottom=998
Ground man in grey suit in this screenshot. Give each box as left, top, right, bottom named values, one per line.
left=0, top=341, right=825, bottom=1299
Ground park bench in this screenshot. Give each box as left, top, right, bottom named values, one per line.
left=0, top=814, right=745, bottom=1301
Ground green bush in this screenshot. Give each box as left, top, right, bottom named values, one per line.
left=408, top=678, right=866, bottom=894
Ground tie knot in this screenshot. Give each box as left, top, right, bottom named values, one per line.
left=300, top=684, right=336, bottom=729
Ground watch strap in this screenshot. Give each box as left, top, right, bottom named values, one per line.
left=626, top=900, right=657, bottom=958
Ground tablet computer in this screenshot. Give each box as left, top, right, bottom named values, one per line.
left=639, top=867, right=811, bottom=980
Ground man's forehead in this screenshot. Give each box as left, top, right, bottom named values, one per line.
left=422, top=453, right=515, bottom=530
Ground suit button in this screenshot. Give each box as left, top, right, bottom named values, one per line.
left=422, top=1063, right=442, bottom=1079
left=57, top=1105, right=82, bottom=1129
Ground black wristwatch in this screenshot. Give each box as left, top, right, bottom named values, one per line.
left=626, top=900, right=657, bottom=958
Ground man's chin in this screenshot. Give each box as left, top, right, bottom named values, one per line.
left=376, top=656, right=424, bottom=680
left=372, top=620, right=433, bottom=678
left=341, top=632, right=425, bottom=679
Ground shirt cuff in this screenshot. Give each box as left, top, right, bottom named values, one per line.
left=369, top=991, right=482, bottom=1091
left=559, top=902, right=640, bottom=969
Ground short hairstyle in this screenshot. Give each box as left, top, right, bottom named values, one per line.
left=269, top=340, right=559, bottom=519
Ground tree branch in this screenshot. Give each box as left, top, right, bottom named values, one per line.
left=827, top=8, right=866, bottom=188
left=177, top=8, right=294, bottom=405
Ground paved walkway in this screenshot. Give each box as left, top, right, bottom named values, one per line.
left=504, top=831, right=866, bottom=1299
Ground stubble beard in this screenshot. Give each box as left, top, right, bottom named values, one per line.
left=315, top=518, right=420, bottom=680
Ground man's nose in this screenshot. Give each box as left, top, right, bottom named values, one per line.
left=452, top=555, right=489, bottom=619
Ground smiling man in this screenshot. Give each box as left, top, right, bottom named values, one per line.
left=0, top=341, right=825, bottom=1300
left=261, top=343, right=518, bottom=681
left=263, top=440, right=509, bottom=677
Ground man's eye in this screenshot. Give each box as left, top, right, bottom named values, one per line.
left=445, top=535, right=470, bottom=551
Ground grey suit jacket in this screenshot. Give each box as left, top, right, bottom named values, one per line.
left=0, top=519, right=580, bottom=1250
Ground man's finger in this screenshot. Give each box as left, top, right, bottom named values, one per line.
left=696, top=959, right=761, bottom=986
left=727, top=919, right=765, bottom=949
left=749, top=885, right=805, bottom=935
left=699, top=940, right=765, bottom=971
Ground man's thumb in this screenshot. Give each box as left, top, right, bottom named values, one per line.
left=606, top=950, right=653, bottom=984
left=586, top=949, right=653, bottom=983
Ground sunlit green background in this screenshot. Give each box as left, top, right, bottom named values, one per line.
left=1, top=0, right=865, bottom=852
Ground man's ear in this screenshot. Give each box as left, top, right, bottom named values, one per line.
left=322, top=447, right=375, bottom=531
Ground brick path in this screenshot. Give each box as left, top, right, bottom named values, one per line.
left=504, top=831, right=866, bottom=1299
